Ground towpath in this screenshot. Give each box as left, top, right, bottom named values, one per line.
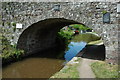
left=78, top=58, right=98, bottom=78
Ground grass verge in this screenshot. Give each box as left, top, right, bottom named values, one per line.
left=50, top=57, right=80, bottom=78
left=72, top=33, right=101, bottom=43
left=88, top=39, right=103, bottom=45
left=91, top=61, right=118, bottom=78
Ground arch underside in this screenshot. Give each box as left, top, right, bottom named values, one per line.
left=17, top=18, right=84, bottom=55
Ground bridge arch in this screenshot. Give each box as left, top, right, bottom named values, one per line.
left=1, top=2, right=118, bottom=64
left=17, top=18, right=89, bottom=55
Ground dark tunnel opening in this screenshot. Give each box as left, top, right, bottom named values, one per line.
left=17, top=18, right=106, bottom=61
left=17, top=18, right=81, bottom=55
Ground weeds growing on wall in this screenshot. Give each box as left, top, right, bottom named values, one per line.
left=0, top=30, right=24, bottom=64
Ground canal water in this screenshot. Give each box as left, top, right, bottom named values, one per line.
left=2, top=41, right=86, bottom=78
left=65, top=42, right=86, bottom=61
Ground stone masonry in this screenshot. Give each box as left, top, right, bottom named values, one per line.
left=0, top=1, right=120, bottom=64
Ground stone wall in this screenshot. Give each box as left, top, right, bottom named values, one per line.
left=1, top=0, right=120, bottom=2
left=1, top=2, right=119, bottom=64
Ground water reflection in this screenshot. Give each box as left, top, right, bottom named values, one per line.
left=2, top=58, right=64, bottom=78
left=65, top=42, right=87, bottom=61
left=2, top=41, right=87, bottom=78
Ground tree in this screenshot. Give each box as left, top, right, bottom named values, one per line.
left=70, top=24, right=92, bottom=31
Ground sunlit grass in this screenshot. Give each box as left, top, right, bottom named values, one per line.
left=88, top=39, right=103, bottom=45
left=72, top=33, right=101, bottom=43
left=91, top=61, right=118, bottom=78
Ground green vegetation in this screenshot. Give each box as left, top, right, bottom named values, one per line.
left=12, top=22, right=16, bottom=26
left=72, top=32, right=101, bottom=43
left=1, top=35, right=24, bottom=60
left=56, top=27, right=74, bottom=48
left=57, top=29, right=74, bottom=40
left=70, top=24, right=91, bottom=30
left=57, top=24, right=93, bottom=46
left=102, top=10, right=107, bottom=14
left=51, top=65, right=79, bottom=78
left=13, top=27, right=16, bottom=32
left=57, top=24, right=92, bottom=41
left=50, top=58, right=80, bottom=78
left=0, top=27, right=24, bottom=63
left=88, top=39, right=103, bottom=45
left=91, top=61, right=118, bottom=78
left=7, top=22, right=11, bottom=26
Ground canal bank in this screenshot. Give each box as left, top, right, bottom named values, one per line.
left=2, top=41, right=87, bottom=78
left=50, top=40, right=104, bottom=78
left=50, top=57, right=81, bottom=78
left=2, top=32, right=103, bottom=78
left=76, top=44, right=105, bottom=61
left=50, top=39, right=117, bottom=78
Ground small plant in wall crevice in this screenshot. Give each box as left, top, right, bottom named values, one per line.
left=13, top=27, right=16, bottom=32
left=102, top=10, right=107, bottom=14
left=12, top=22, right=16, bottom=26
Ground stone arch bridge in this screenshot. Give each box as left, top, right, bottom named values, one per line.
left=1, top=1, right=119, bottom=63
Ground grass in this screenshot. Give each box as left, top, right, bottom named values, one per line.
left=50, top=57, right=80, bottom=78
left=72, top=33, right=101, bottom=43
left=91, top=61, right=118, bottom=78
left=88, top=39, right=103, bottom=45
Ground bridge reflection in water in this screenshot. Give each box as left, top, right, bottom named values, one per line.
left=2, top=40, right=105, bottom=78
left=2, top=41, right=87, bottom=78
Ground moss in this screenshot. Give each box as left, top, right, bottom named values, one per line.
left=7, top=22, right=11, bottom=26
left=13, top=27, right=16, bottom=32
left=12, top=22, right=16, bottom=26
left=102, top=10, right=107, bottom=14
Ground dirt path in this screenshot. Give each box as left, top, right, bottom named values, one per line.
left=78, top=58, right=98, bottom=78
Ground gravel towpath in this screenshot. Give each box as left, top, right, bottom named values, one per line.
left=78, top=58, right=98, bottom=78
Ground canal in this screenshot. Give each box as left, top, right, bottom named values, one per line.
left=2, top=41, right=86, bottom=78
